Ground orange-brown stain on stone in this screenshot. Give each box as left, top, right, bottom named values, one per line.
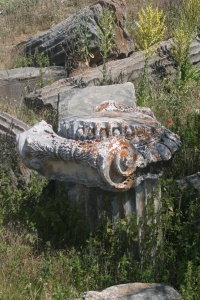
left=119, top=147, right=129, bottom=159
left=95, top=102, right=109, bottom=112
left=100, top=128, right=107, bottom=136
left=133, top=154, right=138, bottom=163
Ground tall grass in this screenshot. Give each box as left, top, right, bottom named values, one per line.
left=0, top=0, right=95, bottom=69
left=0, top=178, right=200, bottom=299
left=0, top=0, right=185, bottom=70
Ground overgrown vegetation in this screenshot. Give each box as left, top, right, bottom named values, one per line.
left=0, top=0, right=94, bottom=69
left=96, top=3, right=116, bottom=85
left=134, top=3, right=166, bottom=105
left=171, top=0, right=200, bottom=85
left=73, top=13, right=94, bottom=67
left=0, top=169, right=200, bottom=299
left=0, top=0, right=200, bottom=299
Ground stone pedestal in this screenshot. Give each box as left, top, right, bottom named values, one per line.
left=65, top=178, right=162, bottom=258
left=16, top=83, right=180, bottom=256
left=67, top=179, right=161, bottom=230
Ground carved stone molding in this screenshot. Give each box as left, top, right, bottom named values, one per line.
left=17, top=101, right=181, bottom=192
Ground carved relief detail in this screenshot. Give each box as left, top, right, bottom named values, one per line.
left=17, top=101, right=181, bottom=192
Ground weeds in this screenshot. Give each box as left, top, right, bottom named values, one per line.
left=73, top=12, right=94, bottom=68
left=171, top=0, right=200, bottom=85
left=134, top=3, right=166, bottom=105
left=159, top=0, right=183, bottom=38
left=96, top=4, right=116, bottom=85
left=0, top=180, right=199, bottom=298
left=62, top=10, right=95, bottom=76
left=142, top=77, right=200, bottom=178
left=180, top=261, right=200, bottom=300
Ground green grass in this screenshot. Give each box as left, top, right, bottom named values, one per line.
left=0, top=181, right=199, bottom=299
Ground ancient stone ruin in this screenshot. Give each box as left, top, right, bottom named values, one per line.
left=17, top=99, right=181, bottom=192
left=0, top=0, right=192, bottom=297
left=16, top=82, right=181, bottom=235
left=16, top=0, right=134, bottom=70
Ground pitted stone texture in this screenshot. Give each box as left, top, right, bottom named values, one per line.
left=60, top=100, right=155, bottom=143
left=82, top=283, right=181, bottom=299
left=17, top=100, right=181, bottom=192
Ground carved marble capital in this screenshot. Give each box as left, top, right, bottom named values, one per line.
left=17, top=101, right=181, bottom=192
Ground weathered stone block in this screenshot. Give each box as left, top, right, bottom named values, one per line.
left=82, top=283, right=181, bottom=300
left=0, top=111, right=30, bottom=137
left=0, top=66, right=65, bottom=104
left=17, top=99, right=181, bottom=192
left=25, top=82, right=137, bottom=117
left=24, top=39, right=200, bottom=111
left=58, top=82, right=137, bottom=123
left=67, top=178, right=161, bottom=234
left=16, top=0, right=133, bottom=68
left=0, top=111, right=31, bottom=182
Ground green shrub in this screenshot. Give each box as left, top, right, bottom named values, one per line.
left=96, top=4, right=116, bottom=85
left=172, top=0, right=200, bottom=85
left=134, top=3, right=166, bottom=105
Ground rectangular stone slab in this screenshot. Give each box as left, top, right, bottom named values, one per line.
left=0, top=66, right=65, bottom=105
left=24, top=39, right=200, bottom=114
left=58, top=82, right=136, bottom=126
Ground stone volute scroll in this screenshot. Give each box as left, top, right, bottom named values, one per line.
left=17, top=99, right=181, bottom=192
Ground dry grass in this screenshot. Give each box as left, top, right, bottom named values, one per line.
left=0, top=0, right=184, bottom=69
left=0, top=0, right=185, bottom=69
left=0, top=0, right=95, bottom=69
left=0, top=224, right=85, bottom=299
left=0, top=0, right=156, bottom=70
left=0, top=0, right=92, bottom=40
left=0, top=224, right=41, bottom=299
